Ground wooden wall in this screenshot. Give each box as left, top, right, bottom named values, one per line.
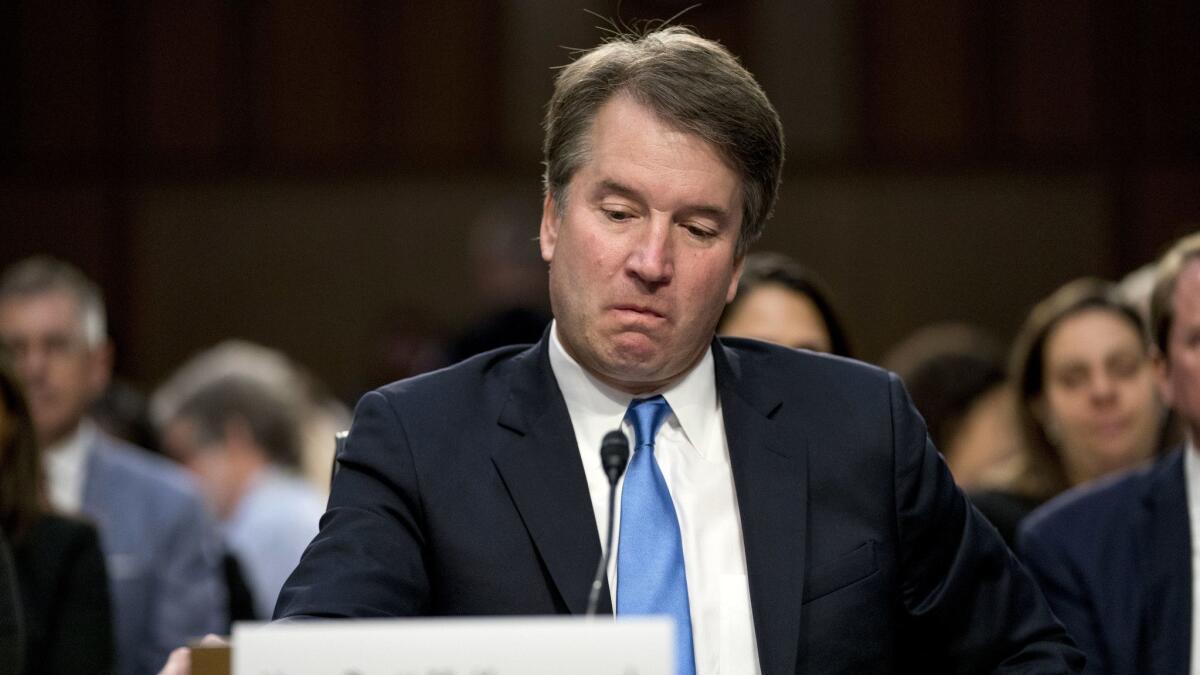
left=2, top=0, right=1197, bottom=400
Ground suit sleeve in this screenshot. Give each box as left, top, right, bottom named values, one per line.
left=143, top=492, right=227, bottom=673
left=1017, top=521, right=1104, bottom=675
left=274, top=390, right=431, bottom=619
left=888, top=373, right=1084, bottom=673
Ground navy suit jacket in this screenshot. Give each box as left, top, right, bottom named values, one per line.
left=1019, top=448, right=1190, bottom=675
left=277, top=336, right=1081, bottom=673
left=82, top=432, right=227, bottom=675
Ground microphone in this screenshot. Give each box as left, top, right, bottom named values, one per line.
left=586, top=430, right=630, bottom=616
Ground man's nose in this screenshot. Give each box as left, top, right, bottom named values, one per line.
left=626, top=217, right=674, bottom=286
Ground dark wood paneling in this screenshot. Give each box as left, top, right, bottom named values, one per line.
left=862, top=0, right=972, bottom=158
left=19, top=1, right=108, bottom=159
left=1143, top=2, right=1200, bottom=157
left=140, top=1, right=237, bottom=158
left=371, top=2, right=502, bottom=162
left=250, top=1, right=373, bottom=161
left=1001, top=0, right=1097, bottom=154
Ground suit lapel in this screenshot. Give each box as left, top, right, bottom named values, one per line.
left=1138, top=448, right=1191, bottom=673
left=715, top=342, right=808, bottom=675
left=80, top=432, right=109, bottom=520
left=490, top=336, right=611, bottom=615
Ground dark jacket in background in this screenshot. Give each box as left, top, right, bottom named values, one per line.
left=1019, top=448, right=1189, bottom=675
left=12, top=515, right=114, bottom=675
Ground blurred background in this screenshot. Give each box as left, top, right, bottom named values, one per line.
left=2, top=0, right=1198, bottom=403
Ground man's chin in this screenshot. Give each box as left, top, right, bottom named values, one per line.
left=34, top=413, right=80, bottom=448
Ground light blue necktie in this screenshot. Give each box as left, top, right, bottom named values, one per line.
left=617, top=395, right=696, bottom=675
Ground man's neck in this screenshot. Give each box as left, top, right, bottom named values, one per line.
left=41, top=419, right=86, bottom=455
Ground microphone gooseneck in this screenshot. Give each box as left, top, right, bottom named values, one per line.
left=586, top=430, right=630, bottom=616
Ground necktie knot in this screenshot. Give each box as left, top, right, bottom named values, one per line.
left=626, top=395, right=672, bottom=452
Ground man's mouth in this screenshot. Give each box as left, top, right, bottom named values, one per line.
left=611, top=304, right=666, bottom=321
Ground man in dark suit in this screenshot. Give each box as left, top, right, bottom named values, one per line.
left=263, top=27, right=1082, bottom=674
left=0, top=257, right=227, bottom=675
left=1019, top=232, right=1200, bottom=674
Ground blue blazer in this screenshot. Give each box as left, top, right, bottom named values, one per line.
left=277, top=335, right=1081, bottom=673
left=1019, top=448, right=1190, bottom=675
left=82, top=432, right=227, bottom=675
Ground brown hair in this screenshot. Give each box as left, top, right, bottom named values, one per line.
left=542, top=26, right=784, bottom=257
left=0, top=359, right=46, bottom=542
left=1008, top=278, right=1149, bottom=499
left=1150, top=231, right=1200, bottom=358
left=719, top=252, right=853, bottom=357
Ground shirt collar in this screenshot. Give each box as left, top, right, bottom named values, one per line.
left=43, top=417, right=95, bottom=469
left=42, top=418, right=96, bottom=513
left=547, top=320, right=720, bottom=459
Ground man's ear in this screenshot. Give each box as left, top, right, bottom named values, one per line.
left=539, top=192, right=559, bottom=264
left=1153, top=348, right=1175, bottom=408
left=223, top=417, right=260, bottom=461
left=725, top=254, right=746, bottom=304
left=88, top=338, right=114, bottom=399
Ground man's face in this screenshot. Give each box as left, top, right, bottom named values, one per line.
left=1158, top=259, right=1200, bottom=440
left=540, top=95, right=744, bottom=393
left=0, top=291, right=110, bottom=447
left=162, top=416, right=238, bottom=520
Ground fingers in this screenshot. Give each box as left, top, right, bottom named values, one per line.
left=157, top=646, right=191, bottom=675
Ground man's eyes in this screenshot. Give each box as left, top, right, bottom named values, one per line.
left=683, top=223, right=717, bottom=240
left=602, top=208, right=634, bottom=222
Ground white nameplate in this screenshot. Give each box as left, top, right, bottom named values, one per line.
left=232, top=616, right=672, bottom=675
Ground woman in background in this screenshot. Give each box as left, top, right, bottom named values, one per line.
left=973, top=278, right=1164, bottom=543
left=718, top=252, right=853, bottom=356
left=0, top=361, right=113, bottom=674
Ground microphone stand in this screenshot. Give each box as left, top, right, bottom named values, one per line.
left=586, top=430, right=629, bottom=616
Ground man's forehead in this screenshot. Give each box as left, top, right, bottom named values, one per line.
left=0, top=290, right=88, bottom=333
left=1174, top=260, right=1200, bottom=310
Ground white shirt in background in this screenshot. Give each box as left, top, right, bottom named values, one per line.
left=1184, top=437, right=1200, bottom=675
left=42, top=418, right=95, bottom=514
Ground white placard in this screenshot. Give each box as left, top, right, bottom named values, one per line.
left=232, top=616, right=673, bottom=675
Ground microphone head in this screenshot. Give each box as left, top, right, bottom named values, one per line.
left=600, top=430, right=630, bottom=485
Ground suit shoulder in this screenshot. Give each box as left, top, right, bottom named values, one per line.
left=719, top=337, right=892, bottom=393
left=373, top=343, right=532, bottom=404
left=21, top=514, right=102, bottom=559
left=90, top=433, right=205, bottom=508
left=1020, top=458, right=1157, bottom=543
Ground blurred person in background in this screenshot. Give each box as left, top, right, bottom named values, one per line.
left=0, top=256, right=225, bottom=675
left=161, top=376, right=324, bottom=621
left=360, top=307, right=450, bottom=393
left=882, top=323, right=1021, bottom=495
left=90, top=378, right=160, bottom=456
left=1019, top=232, right=1200, bottom=674
left=448, top=197, right=553, bottom=362
left=975, top=278, right=1165, bottom=543
left=151, top=340, right=349, bottom=495
left=0, top=359, right=114, bottom=674
left=717, top=252, right=852, bottom=356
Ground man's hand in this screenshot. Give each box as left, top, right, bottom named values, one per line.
left=157, top=634, right=227, bottom=675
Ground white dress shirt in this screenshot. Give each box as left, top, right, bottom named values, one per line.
left=549, top=322, right=761, bottom=675
left=1185, top=437, right=1200, bottom=675
left=42, top=418, right=95, bottom=514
